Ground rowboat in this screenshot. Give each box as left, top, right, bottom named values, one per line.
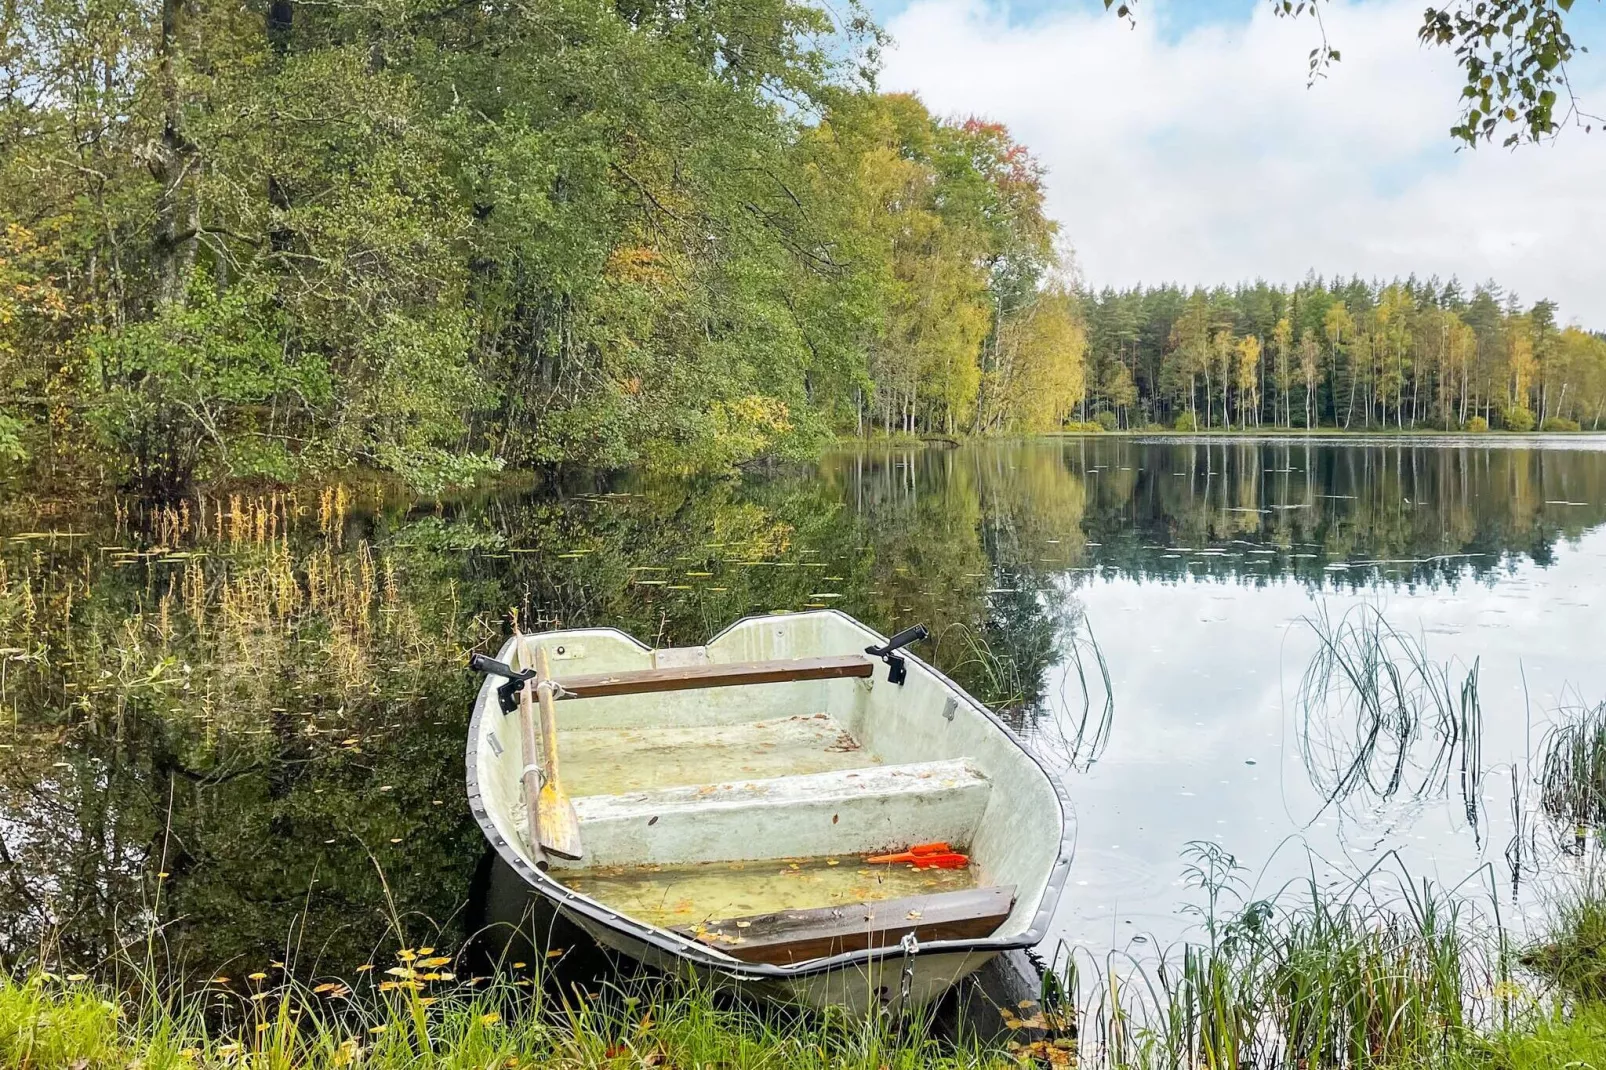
left=465, top=610, right=1072, bottom=1013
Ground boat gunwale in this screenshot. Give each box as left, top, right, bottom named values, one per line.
left=464, top=608, right=1075, bottom=981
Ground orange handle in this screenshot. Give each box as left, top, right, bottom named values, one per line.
left=865, top=845, right=969, bottom=868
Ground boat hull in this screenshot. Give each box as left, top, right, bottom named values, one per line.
left=465, top=610, right=1074, bottom=1012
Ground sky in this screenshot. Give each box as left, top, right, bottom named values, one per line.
left=868, top=0, right=1606, bottom=326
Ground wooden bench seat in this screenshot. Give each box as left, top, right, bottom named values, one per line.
left=676, top=885, right=1017, bottom=964
left=553, top=759, right=990, bottom=867
left=552, top=654, right=875, bottom=700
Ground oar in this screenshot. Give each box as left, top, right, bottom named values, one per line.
left=533, top=645, right=583, bottom=860
left=506, top=643, right=550, bottom=872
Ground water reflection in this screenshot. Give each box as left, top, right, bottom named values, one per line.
left=3, top=438, right=1605, bottom=974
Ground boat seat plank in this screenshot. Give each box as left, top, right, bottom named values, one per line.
left=554, top=654, right=874, bottom=700
left=550, top=759, right=990, bottom=868
left=676, top=885, right=1017, bottom=965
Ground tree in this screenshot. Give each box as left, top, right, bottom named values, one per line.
left=1235, top=334, right=1262, bottom=429
left=1103, top=0, right=1603, bottom=146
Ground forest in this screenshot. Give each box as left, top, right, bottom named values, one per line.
left=0, top=0, right=1081, bottom=494
left=3, top=0, right=1603, bottom=498
left=1081, top=279, right=1606, bottom=433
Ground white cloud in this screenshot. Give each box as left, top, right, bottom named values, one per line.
left=879, top=0, right=1606, bottom=325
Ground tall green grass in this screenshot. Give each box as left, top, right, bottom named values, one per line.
left=0, top=970, right=1007, bottom=1070
left=1297, top=604, right=1483, bottom=821
left=1538, top=701, right=1606, bottom=833
left=1060, top=844, right=1522, bottom=1070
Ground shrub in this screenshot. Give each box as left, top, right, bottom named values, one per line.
left=1542, top=416, right=1582, bottom=432
left=1174, top=411, right=1198, bottom=432
left=1060, top=420, right=1103, bottom=433
left=1502, top=406, right=1536, bottom=432
left=1464, top=415, right=1489, bottom=433
left=1093, top=410, right=1118, bottom=431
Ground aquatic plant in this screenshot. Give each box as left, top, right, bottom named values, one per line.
left=1060, top=846, right=1517, bottom=1070
left=1520, top=870, right=1606, bottom=1002
left=1296, top=603, right=1483, bottom=825
left=1538, top=701, right=1606, bottom=834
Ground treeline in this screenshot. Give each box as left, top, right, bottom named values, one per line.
left=1082, top=278, right=1606, bottom=432
left=0, top=0, right=1082, bottom=493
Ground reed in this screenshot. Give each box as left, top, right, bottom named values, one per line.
left=1520, top=869, right=1606, bottom=1001
left=1296, top=604, right=1483, bottom=820
left=1065, top=847, right=1516, bottom=1070
left=1538, top=701, right=1606, bottom=833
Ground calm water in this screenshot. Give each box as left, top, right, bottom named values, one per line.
left=4, top=437, right=1606, bottom=978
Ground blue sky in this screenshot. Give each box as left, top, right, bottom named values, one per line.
left=869, top=0, right=1606, bottom=39
left=873, top=0, right=1606, bottom=322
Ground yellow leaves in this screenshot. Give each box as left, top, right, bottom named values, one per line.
left=605, top=245, right=672, bottom=287
left=247, top=972, right=268, bottom=981
left=417, top=955, right=451, bottom=968
left=480, top=1012, right=502, bottom=1026
left=383, top=967, right=417, bottom=978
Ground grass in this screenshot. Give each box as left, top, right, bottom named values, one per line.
left=0, top=971, right=1010, bottom=1070
left=1538, top=700, right=1606, bottom=832
left=1063, top=843, right=1515, bottom=1070
left=12, top=861, right=1606, bottom=1070
left=1296, top=604, right=1483, bottom=818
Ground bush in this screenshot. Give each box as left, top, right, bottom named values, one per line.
left=1093, top=410, right=1118, bottom=431
left=1502, top=406, right=1537, bottom=432
left=1542, top=416, right=1582, bottom=432
left=1174, top=411, right=1198, bottom=432
left=1464, top=415, right=1489, bottom=433
left=1060, top=420, right=1103, bottom=433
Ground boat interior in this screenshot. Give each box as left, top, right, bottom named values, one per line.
left=471, top=612, right=1063, bottom=966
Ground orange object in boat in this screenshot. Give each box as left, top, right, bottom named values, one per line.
left=865, top=842, right=969, bottom=868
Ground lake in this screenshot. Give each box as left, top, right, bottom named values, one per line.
left=4, top=436, right=1605, bottom=980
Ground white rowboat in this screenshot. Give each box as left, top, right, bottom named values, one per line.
left=465, top=610, right=1072, bottom=1013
